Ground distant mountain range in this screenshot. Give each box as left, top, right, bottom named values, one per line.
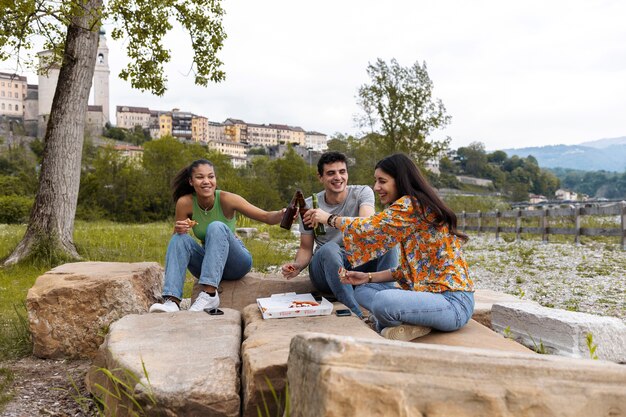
left=503, top=136, right=626, bottom=172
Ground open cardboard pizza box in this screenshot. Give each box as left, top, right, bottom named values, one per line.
left=256, top=292, right=333, bottom=319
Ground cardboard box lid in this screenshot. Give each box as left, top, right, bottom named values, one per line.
left=256, top=292, right=333, bottom=319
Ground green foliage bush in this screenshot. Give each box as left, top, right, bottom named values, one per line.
left=0, top=175, right=32, bottom=196
left=0, top=195, right=33, bottom=223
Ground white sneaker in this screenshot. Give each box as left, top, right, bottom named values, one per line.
left=381, top=324, right=431, bottom=341
left=149, top=299, right=180, bottom=313
left=189, top=291, right=220, bottom=312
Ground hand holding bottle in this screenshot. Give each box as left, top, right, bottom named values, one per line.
left=303, top=208, right=331, bottom=229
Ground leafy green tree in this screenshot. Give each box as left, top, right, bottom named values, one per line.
left=0, top=144, right=39, bottom=196
left=78, top=146, right=146, bottom=221
left=534, top=170, right=559, bottom=197
left=141, top=137, right=211, bottom=218
left=239, top=156, right=282, bottom=210
left=326, top=133, right=355, bottom=155
left=28, top=138, right=45, bottom=163
left=439, top=156, right=458, bottom=175
left=1, top=0, right=226, bottom=265
left=209, top=150, right=244, bottom=197
left=272, top=147, right=313, bottom=203
left=248, top=147, right=267, bottom=156
left=487, top=150, right=508, bottom=165
left=103, top=126, right=127, bottom=141
left=457, top=142, right=488, bottom=177
left=356, top=58, right=451, bottom=164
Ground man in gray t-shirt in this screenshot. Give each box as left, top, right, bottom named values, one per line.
left=281, top=151, right=398, bottom=318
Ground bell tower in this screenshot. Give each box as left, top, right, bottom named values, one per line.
left=93, top=29, right=110, bottom=124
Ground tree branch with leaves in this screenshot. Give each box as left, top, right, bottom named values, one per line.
left=0, top=0, right=227, bottom=265
left=356, top=58, right=451, bottom=165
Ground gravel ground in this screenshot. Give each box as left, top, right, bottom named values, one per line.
left=1, top=235, right=624, bottom=416
left=464, top=235, right=625, bottom=321
left=0, top=358, right=96, bottom=417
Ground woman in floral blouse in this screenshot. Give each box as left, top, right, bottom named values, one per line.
left=305, top=153, right=474, bottom=341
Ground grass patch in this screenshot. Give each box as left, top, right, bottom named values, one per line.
left=0, top=220, right=299, bottom=360
left=243, top=238, right=293, bottom=273
left=0, top=367, right=15, bottom=410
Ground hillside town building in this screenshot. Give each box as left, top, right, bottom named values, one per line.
left=1, top=29, right=329, bottom=167
left=0, top=72, right=27, bottom=118
left=116, top=106, right=151, bottom=129
left=0, top=30, right=111, bottom=137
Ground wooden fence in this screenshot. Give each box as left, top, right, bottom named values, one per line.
left=459, top=201, right=626, bottom=250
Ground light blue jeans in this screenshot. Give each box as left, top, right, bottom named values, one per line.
left=162, top=222, right=252, bottom=299
left=308, top=242, right=398, bottom=318
left=355, top=284, right=474, bottom=332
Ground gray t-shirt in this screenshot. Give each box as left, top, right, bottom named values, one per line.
left=299, top=185, right=375, bottom=249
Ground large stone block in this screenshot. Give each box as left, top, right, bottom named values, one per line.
left=414, top=319, right=532, bottom=353
left=288, top=333, right=626, bottom=417
left=26, top=262, right=162, bottom=359
left=472, top=289, right=536, bottom=328
left=86, top=310, right=242, bottom=417
left=492, top=302, right=626, bottom=363
left=192, top=271, right=315, bottom=311
left=241, top=303, right=381, bottom=417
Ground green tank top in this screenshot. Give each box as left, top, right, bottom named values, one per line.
left=191, top=190, right=236, bottom=242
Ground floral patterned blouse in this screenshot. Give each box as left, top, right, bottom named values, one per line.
left=337, top=195, right=473, bottom=293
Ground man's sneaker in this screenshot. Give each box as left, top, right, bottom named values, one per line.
left=381, top=324, right=431, bottom=341
left=189, top=291, right=220, bottom=312
left=149, top=299, right=180, bottom=313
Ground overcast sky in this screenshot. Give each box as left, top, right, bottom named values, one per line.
left=5, top=0, right=626, bottom=150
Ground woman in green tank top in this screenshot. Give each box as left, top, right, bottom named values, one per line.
left=149, top=159, right=285, bottom=313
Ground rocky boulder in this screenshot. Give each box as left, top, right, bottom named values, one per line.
left=492, top=301, right=626, bottom=363
left=241, top=303, right=381, bottom=417
left=472, top=289, right=536, bottom=328
left=27, top=262, right=162, bottom=359
left=86, top=310, right=242, bottom=417
left=288, top=333, right=626, bottom=417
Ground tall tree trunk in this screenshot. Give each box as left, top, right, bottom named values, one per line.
left=4, top=2, right=102, bottom=266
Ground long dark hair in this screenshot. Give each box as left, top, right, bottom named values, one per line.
left=375, top=153, right=467, bottom=241
left=171, top=159, right=215, bottom=203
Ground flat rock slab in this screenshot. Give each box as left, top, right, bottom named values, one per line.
left=414, top=319, right=532, bottom=353
left=86, top=310, right=242, bottom=417
left=492, top=302, right=626, bottom=363
left=288, top=333, right=626, bottom=417
left=27, top=261, right=162, bottom=359
left=192, top=271, right=315, bottom=311
left=472, top=289, right=535, bottom=328
left=241, top=303, right=381, bottom=417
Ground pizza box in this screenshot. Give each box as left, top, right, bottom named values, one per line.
left=256, top=292, right=333, bottom=319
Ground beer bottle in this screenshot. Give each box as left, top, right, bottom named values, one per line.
left=296, top=190, right=313, bottom=231
left=311, top=193, right=326, bottom=236
left=279, top=191, right=299, bottom=230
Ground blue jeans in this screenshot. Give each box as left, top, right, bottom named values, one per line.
left=355, top=285, right=474, bottom=332
left=308, top=242, right=398, bottom=318
left=162, top=222, right=252, bottom=299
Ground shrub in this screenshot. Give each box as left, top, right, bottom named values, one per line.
left=0, top=175, right=34, bottom=196
left=0, top=195, right=33, bottom=223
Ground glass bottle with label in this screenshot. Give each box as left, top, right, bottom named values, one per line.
left=311, top=193, right=326, bottom=236
left=296, top=190, right=313, bottom=231
left=279, top=191, right=299, bottom=230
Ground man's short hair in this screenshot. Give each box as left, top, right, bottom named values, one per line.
left=317, top=151, right=348, bottom=176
